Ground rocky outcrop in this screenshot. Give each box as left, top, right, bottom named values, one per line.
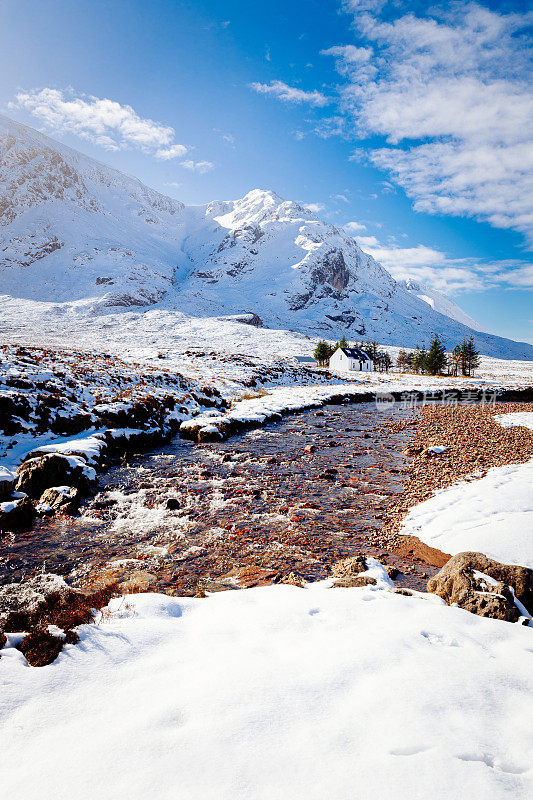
left=15, top=453, right=95, bottom=498
left=0, top=495, right=34, bottom=532
left=427, top=552, right=533, bottom=622
left=311, top=249, right=350, bottom=292
left=36, top=486, right=80, bottom=515
left=0, top=467, right=16, bottom=500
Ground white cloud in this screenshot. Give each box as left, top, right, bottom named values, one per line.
left=344, top=221, right=366, bottom=232
left=324, top=3, right=533, bottom=241
left=249, top=80, right=329, bottom=107
left=351, top=232, right=533, bottom=293
left=331, top=192, right=350, bottom=203
left=155, top=143, right=188, bottom=160
left=10, top=88, right=217, bottom=174
left=320, top=44, right=375, bottom=80
left=10, top=87, right=190, bottom=160
left=303, top=202, right=325, bottom=213
left=181, top=159, right=214, bottom=174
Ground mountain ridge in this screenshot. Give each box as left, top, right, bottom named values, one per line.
left=1, top=113, right=532, bottom=360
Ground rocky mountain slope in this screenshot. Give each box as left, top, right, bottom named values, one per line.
left=1, top=113, right=532, bottom=359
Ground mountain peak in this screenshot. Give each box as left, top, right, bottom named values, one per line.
left=1, top=114, right=531, bottom=359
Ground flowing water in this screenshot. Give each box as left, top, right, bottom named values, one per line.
left=0, top=401, right=433, bottom=592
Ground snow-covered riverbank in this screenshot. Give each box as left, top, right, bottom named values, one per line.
left=399, top=413, right=533, bottom=568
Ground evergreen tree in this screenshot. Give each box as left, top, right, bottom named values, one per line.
left=419, top=344, right=427, bottom=374
left=465, top=336, right=480, bottom=376
left=396, top=349, right=408, bottom=371
left=314, top=340, right=330, bottom=366
left=338, top=335, right=348, bottom=348
left=425, top=335, right=447, bottom=375
left=451, top=344, right=462, bottom=377
left=381, top=352, right=392, bottom=372
left=460, top=339, right=469, bottom=375
left=412, top=345, right=426, bottom=373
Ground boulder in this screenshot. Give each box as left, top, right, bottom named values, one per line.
left=0, top=466, right=16, bottom=500
left=16, top=453, right=95, bottom=498
left=427, top=552, right=533, bottom=622
left=333, top=575, right=377, bottom=588
left=36, top=486, right=80, bottom=515
left=0, top=495, right=34, bottom=532
left=332, top=555, right=367, bottom=578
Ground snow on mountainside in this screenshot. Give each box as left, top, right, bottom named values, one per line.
left=400, top=278, right=486, bottom=333
left=1, top=113, right=532, bottom=360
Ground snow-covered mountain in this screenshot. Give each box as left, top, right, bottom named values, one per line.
left=400, top=278, right=486, bottom=333
left=1, top=113, right=532, bottom=360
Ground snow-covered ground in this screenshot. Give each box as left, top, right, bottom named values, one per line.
left=1, top=571, right=533, bottom=800
left=2, top=302, right=533, bottom=392
left=399, top=413, right=533, bottom=568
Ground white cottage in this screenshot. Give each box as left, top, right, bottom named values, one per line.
left=329, top=347, right=373, bottom=372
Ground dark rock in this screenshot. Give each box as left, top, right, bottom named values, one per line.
left=386, top=565, right=400, bottom=579
left=36, top=486, right=80, bottom=515
left=0, top=495, right=34, bottom=532
left=0, top=469, right=16, bottom=500
left=16, top=453, right=95, bottom=498
left=166, top=497, right=181, bottom=510
left=427, top=551, right=533, bottom=622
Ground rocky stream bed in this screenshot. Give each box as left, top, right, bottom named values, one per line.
left=0, top=401, right=433, bottom=594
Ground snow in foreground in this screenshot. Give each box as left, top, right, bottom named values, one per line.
left=1, top=576, right=533, bottom=800
left=399, top=413, right=533, bottom=568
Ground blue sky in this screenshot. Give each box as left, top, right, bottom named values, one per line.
left=1, top=0, right=532, bottom=343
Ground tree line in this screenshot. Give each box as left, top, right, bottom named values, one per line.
left=396, top=335, right=480, bottom=376
left=313, top=334, right=480, bottom=376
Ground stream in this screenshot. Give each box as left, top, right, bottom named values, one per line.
left=0, top=401, right=433, bottom=593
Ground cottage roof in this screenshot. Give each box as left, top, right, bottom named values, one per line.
left=339, top=347, right=372, bottom=361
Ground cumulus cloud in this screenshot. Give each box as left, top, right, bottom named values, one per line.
left=10, top=88, right=189, bottom=159
left=249, top=80, right=329, bottom=107
left=181, top=159, right=214, bottom=174
left=324, top=3, right=533, bottom=241
left=303, top=202, right=325, bottom=213
left=155, top=143, right=188, bottom=160
left=320, top=44, right=375, bottom=80
left=344, top=221, right=367, bottom=232
left=351, top=232, right=533, bottom=293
